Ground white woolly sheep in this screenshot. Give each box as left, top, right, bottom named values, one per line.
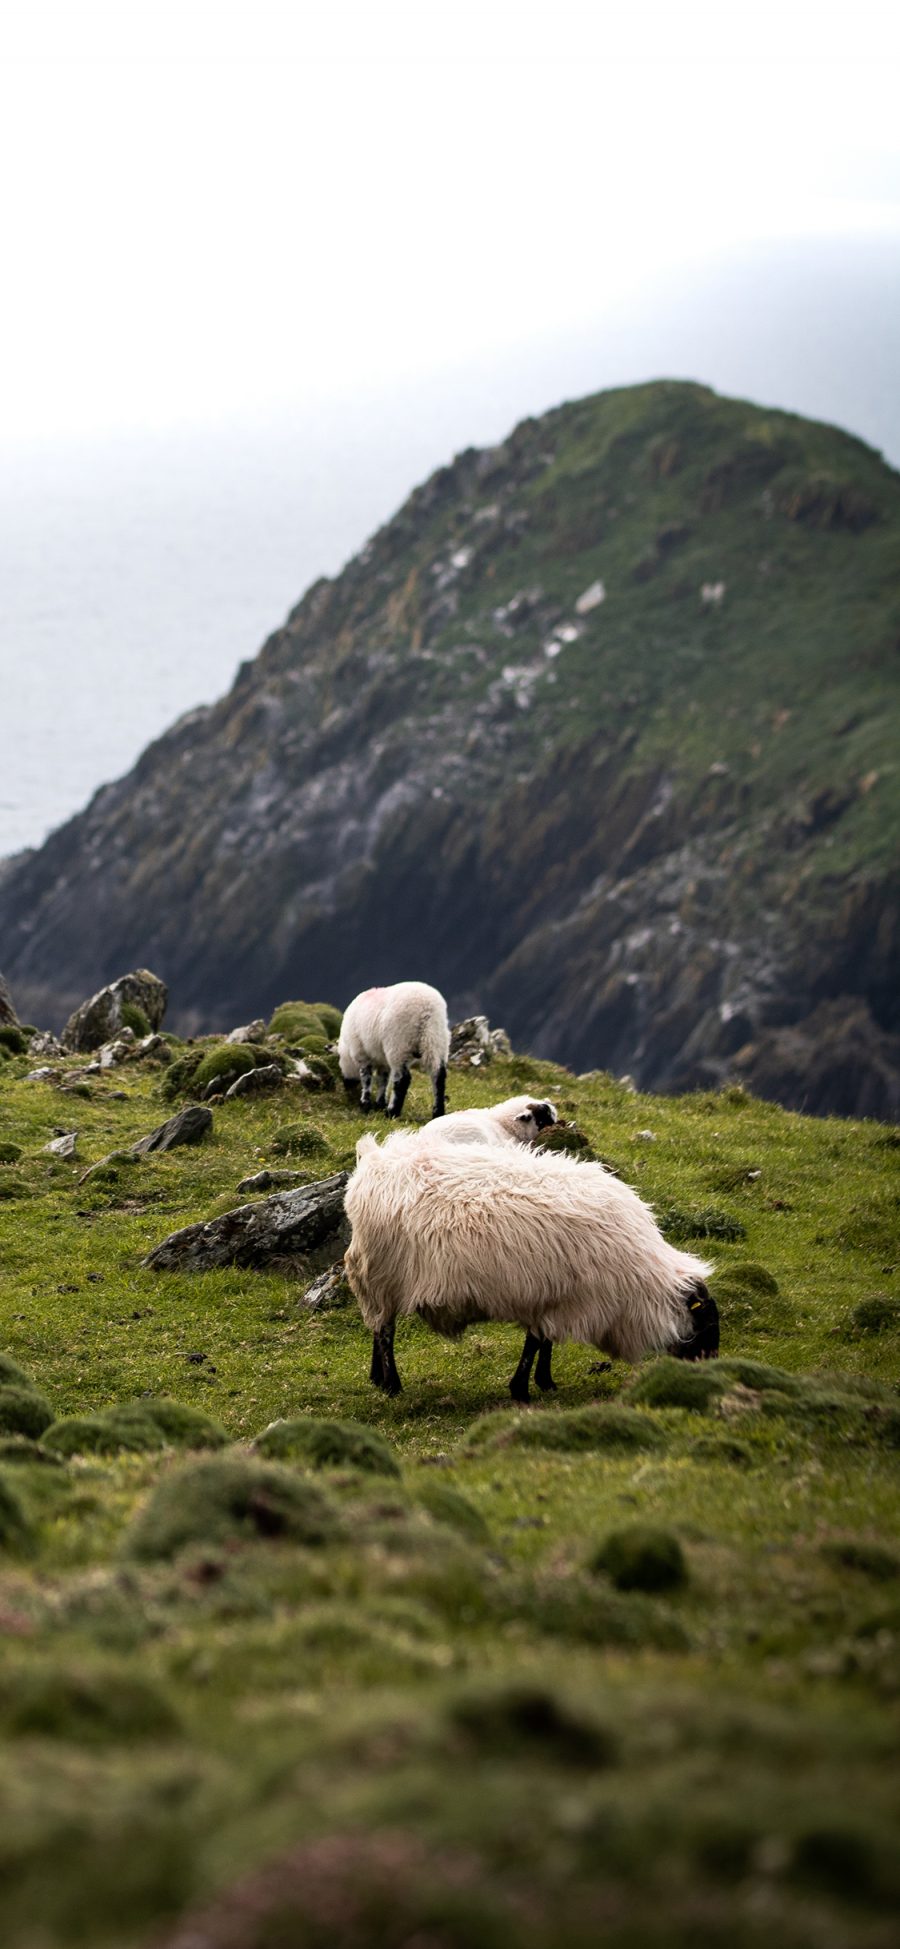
left=344, top=1134, right=719, bottom=1399
left=338, top=981, right=450, bottom=1119
left=418, top=1094, right=558, bottom=1148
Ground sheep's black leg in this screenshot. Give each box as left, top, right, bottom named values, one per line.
left=373, top=1320, right=402, bottom=1395
left=369, top=1332, right=384, bottom=1388
left=342, top=1075, right=360, bottom=1103
left=671, top=1280, right=720, bottom=1361
left=359, top=1063, right=374, bottom=1112
left=431, top=1062, right=447, bottom=1118
left=385, top=1064, right=411, bottom=1119
left=374, top=1069, right=388, bottom=1111
left=509, top=1330, right=541, bottom=1403
left=535, top=1336, right=557, bottom=1392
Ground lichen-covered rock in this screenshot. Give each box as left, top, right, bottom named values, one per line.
left=224, top=1063, right=284, bottom=1100
left=132, top=1105, right=213, bottom=1155
left=143, top=1170, right=349, bottom=1272
left=449, top=1016, right=493, bottom=1067
left=61, top=970, right=167, bottom=1053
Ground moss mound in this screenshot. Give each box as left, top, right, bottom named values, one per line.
left=590, top=1523, right=688, bottom=1593
left=446, top=1680, right=616, bottom=1766
left=627, top=1358, right=722, bottom=1413
left=119, top=1002, right=151, bottom=1037
left=463, top=1403, right=665, bottom=1456
left=820, top=1538, right=899, bottom=1581
left=660, top=1203, right=747, bottom=1242
left=414, top=1480, right=491, bottom=1543
left=505, top=1569, right=691, bottom=1651
left=537, top=1122, right=597, bottom=1159
left=193, top=1043, right=257, bottom=1092
left=0, top=1663, right=179, bottom=1743
left=0, top=1436, right=65, bottom=1467
left=0, top=1472, right=33, bottom=1550
left=721, top=1261, right=780, bottom=1296
left=125, top=1456, right=340, bottom=1560
left=0, top=1385, right=54, bottom=1439
left=269, top=1000, right=338, bottom=1044
left=311, top=1002, right=343, bottom=1039
left=844, top=1295, right=900, bottom=1337
left=0, top=1140, right=23, bottom=1162
left=253, top=1416, right=400, bottom=1477
left=0, top=1025, right=28, bottom=1056
left=44, top=1400, right=227, bottom=1458
left=0, top=1352, right=35, bottom=1388
left=270, top=1123, right=329, bottom=1159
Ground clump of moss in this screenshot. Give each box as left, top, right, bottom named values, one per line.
left=0, top=1663, right=179, bottom=1743
left=659, top=1203, right=747, bottom=1241
left=0, top=1472, right=33, bottom=1550
left=160, top=1046, right=208, bottom=1101
left=0, top=1352, right=35, bottom=1388
left=270, top=1123, right=329, bottom=1159
left=125, top=1456, right=340, bottom=1560
left=843, top=1295, right=900, bottom=1337
left=253, top=1416, right=400, bottom=1477
left=0, top=1385, right=54, bottom=1439
left=538, top=1122, right=597, bottom=1159
left=627, top=1358, right=722, bottom=1413
left=504, top=1568, right=690, bottom=1651
left=713, top=1262, right=787, bottom=1334
left=192, top=1043, right=257, bottom=1093
left=0, top=1025, right=28, bottom=1056
left=0, top=1436, right=65, bottom=1467
left=0, top=1141, right=22, bottom=1163
left=44, top=1400, right=227, bottom=1457
left=590, top=1523, right=688, bottom=1593
left=269, top=1000, right=338, bottom=1044
left=118, top=1002, right=151, bottom=1037
left=311, top=1002, right=343, bottom=1039
left=722, top=1261, right=779, bottom=1295
left=820, top=1538, right=899, bottom=1581
left=463, top=1404, right=665, bottom=1456
left=0, top=1174, right=29, bottom=1201
left=688, top=1431, right=757, bottom=1466
left=446, top=1679, right=616, bottom=1767
left=414, top=1480, right=491, bottom=1543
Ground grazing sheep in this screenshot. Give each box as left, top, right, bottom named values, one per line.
left=418, top=1094, right=558, bottom=1148
left=338, top=981, right=450, bottom=1119
left=344, top=1136, right=719, bottom=1400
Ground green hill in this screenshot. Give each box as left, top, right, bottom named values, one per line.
left=1, top=380, right=898, bottom=1114
left=0, top=1030, right=898, bottom=1946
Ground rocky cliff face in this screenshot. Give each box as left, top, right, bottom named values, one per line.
left=2, top=381, right=898, bottom=1116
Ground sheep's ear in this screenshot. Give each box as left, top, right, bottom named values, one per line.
left=355, top=1134, right=378, bottom=1160
left=514, top=1110, right=533, bottom=1126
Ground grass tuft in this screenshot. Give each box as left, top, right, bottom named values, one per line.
left=252, top=1416, right=400, bottom=1476
left=589, top=1523, right=688, bottom=1593
left=125, top=1455, right=340, bottom=1559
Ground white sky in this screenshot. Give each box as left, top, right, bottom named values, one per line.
left=1, top=0, right=899, bottom=446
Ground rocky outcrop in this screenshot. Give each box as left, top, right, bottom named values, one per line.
left=1, top=383, right=897, bottom=1118
left=0, top=975, right=18, bottom=1027
left=61, top=971, right=168, bottom=1052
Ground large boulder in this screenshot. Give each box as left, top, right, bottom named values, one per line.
left=61, top=970, right=168, bottom=1052
left=144, top=1172, right=349, bottom=1273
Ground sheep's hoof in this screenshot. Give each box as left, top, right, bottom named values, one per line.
left=536, top=1376, right=558, bottom=1393
left=509, top=1378, right=531, bottom=1404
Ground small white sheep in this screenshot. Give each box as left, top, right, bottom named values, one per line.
left=344, top=1135, right=719, bottom=1399
left=338, top=981, right=450, bottom=1119
left=418, top=1094, right=558, bottom=1148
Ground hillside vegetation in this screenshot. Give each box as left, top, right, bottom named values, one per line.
left=1, top=380, right=898, bottom=1115
left=0, top=1018, right=898, bottom=1947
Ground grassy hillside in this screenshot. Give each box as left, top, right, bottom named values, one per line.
left=2, top=380, right=898, bottom=1115
left=1, top=1022, right=899, bottom=1947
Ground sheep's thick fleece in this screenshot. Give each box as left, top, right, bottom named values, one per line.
left=345, top=1136, right=712, bottom=1363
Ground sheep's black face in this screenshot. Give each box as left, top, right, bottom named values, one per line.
left=527, top=1100, right=558, bottom=1131
left=672, top=1282, right=720, bottom=1360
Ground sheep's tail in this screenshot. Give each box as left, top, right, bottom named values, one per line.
left=417, top=998, right=450, bottom=1076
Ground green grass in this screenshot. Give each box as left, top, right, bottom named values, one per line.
left=0, top=1040, right=898, bottom=1946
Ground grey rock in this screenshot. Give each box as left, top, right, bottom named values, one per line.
left=226, top=1020, right=267, bottom=1043
left=143, top=1171, right=349, bottom=1273
left=132, top=1105, right=213, bottom=1155
left=44, top=1131, right=77, bottom=1157
left=302, top=1259, right=351, bottom=1309
left=449, top=1015, right=493, bottom=1067
left=61, top=969, right=167, bottom=1053
left=236, top=1168, right=308, bottom=1193
left=27, top=1066, right=59, bottom=1083
left=27, top=1031, right=63, bottom=1058
left=224, top=1063, right=284, bottom=1100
